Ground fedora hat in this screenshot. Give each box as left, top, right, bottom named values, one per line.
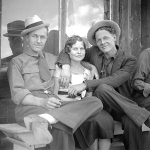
left=21, top=15, right=49, bottom=36
left=3, top=20, right=25, bottom=37
left=87, top=20, right=121, bottom=46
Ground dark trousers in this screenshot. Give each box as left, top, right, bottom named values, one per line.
left=49, top=128, right=75, bottom=150
left=93, top=84, right=150, bottom=150
left=93, top=84, right=149, bottom=127
left=122, top=115, right=142, bottom=150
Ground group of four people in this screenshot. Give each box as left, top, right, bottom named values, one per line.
left=7, top=14, right=150, bottom=150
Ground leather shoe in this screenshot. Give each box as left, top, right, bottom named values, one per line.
left=24, top=114, right=53, bottom=144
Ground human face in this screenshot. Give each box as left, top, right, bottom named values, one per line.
left=95, top=29, right=116, bottom=54
left=68, top=41, right=85, bottom=62
left=26, top=27, right=48, bottom=53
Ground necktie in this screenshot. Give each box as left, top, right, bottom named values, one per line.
left=38, top=53, right=51, bottom=81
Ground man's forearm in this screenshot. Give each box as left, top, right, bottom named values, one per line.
left=57, top=51, right=71, bottom=66
left=22, top=94, right=44, bottom=107
left=81, top=61, right=92, bottom=70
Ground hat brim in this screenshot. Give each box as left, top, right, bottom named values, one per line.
left=87, top=20, right=121, bottom=46
left=21, top=23, right=49, bottom=36
left=3, top=33, right=22, bottom=37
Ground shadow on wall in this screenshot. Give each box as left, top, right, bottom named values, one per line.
left=0, top=20, right=25, bottom=124
left=44, top=30, right=68, bottom=56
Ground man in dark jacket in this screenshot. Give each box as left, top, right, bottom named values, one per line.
left=58, top=20, right=150, bottom=150
left=131, top=48, right=150, bottom=149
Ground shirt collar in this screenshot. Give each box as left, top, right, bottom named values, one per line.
left=24, top=47, right=40, bottom=57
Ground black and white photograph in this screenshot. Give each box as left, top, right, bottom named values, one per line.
left=0, top=0, right=150, bottom=150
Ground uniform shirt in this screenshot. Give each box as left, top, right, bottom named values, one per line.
left=7, top=48, right=58, bottom=105
left=132, top=48, right=150, bottom=97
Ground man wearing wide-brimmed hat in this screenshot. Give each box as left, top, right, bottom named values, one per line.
left=58, top=20, right=150, bottom=150
left=7, top=15, right=104, bottom=150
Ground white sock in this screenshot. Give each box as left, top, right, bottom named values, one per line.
left=39, top=113, right=58, bottom=124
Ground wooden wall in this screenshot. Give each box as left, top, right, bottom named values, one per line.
left=111, top=0, right=150, bottom=58
left=111, top=0, right=141, bottom=57
left=141, top=0, right=150, bottom=51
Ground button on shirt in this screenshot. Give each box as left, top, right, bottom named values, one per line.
left=7, top=48, right=58, bottom=105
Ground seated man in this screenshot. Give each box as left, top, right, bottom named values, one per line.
left=58, top=20, right=150, bottom=150
left=131, top=47, right=150, bottom=150
left=7, top=15, right=111, bottom=150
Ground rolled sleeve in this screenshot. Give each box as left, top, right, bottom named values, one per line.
left=13, top=89, right=31, bottom=105
left=7, top=59, right=31, bottom=105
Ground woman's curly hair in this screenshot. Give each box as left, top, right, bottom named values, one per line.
left=64, top=35, right=86, bottom=53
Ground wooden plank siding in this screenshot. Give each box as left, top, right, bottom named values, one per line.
left=141, top=0, right=150, bottom=51
left=111, top=0, right=141, bottom=57
left=111, top=0, right=150, bottom=57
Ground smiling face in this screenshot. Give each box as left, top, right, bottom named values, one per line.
left=68, top=41, right=85, bottom=62
left=26, top=27, right=48, bottom=53
left=95, top=29, right=116, bottom=54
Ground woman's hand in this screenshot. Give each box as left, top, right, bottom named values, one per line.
left=81, top=61, right=99, bottom=79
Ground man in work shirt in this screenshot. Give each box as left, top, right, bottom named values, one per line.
left=7, top=15, right=111, bottom=150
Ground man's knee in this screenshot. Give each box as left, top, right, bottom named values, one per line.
left=95, top=110, right=114, bottom=129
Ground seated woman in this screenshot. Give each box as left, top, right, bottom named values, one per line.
left=53, top=35, right=114, bottom=150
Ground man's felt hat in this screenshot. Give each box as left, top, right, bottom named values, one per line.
left=87, top=20, right=121, bottom=46
left=3, top=20, right=25, bottom=37
left=21, top=15, right=49, bottom=36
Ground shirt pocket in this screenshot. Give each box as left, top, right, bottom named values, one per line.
left=22, top=67, right=40, bottom=85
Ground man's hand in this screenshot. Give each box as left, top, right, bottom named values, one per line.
left=42, top=97, right=61, bottom=110
left=68, top=83, right=87, bottom=98
left=90, top=65, right=99, bottom=79
left=81, top=61, right=99, bottom=79
left=60, top=64, right=71, bottom=88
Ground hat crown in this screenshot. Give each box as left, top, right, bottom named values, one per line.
left=25, top=15, right=43, bottom=28
left=3, top=20, right=25, bottom=37
left=87, top=20, right=121, bottom=46
left=7, top=20, right=25, bottom=30
left=21, top=15, right=49, bottom=36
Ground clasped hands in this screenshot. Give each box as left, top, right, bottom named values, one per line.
left=42, top=83, right=87, bottom=110
left=59, top=64, right=99, bottom=98
left=42, top=64, right=99, bottom=110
